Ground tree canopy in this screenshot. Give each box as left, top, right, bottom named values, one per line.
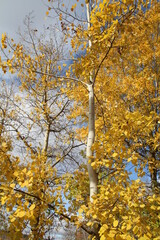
left=0, top=0, right=160, bottom=239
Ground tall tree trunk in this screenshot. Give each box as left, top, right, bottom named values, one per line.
left=87, top=84, right=98, bottom=201
left=43, top=123, right=50, bottom=153
left=86, top=1, right=98, bottom=202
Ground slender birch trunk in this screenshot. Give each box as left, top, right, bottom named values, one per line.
left=87, top=84, right=98, bottom=201
left=86, top=1, right=98, bottom=202
left=43, top=67, right=50, bottom=154
left=43, top=123, right=50, bottom=153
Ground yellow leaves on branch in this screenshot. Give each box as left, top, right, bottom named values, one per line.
left=29, top=204, right=36, bottom=211
left=1, top=33, right=7, bottom=49
left=1, top=196, right=7, bottom=205
left=71, top=4, right=77, bottom=11
left=0, top=0, right=160, bottom=239
left=17, top=211, right=26, bottom=218
left=113, top=220, right=118, bottom=228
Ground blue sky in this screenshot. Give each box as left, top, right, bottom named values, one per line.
left=0, top=0, right=85, bottom=39
left=0, top=0, right=52, bottom=38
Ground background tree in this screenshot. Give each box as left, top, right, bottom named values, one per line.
left=0, top=16, right=85, bottom=239
left=0, top=0, right=159, bottom=239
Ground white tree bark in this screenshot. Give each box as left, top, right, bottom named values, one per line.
left=86, top=84, right=98, bottom=201
left=43, top=123, right=50, bottom=153
left=85, top=1, right=98, bottom=202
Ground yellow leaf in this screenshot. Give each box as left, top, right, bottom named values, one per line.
left=113, top=220, right=118, bottom=227
left=133, top=226, right=139, bottom=234
left=22, top=168, right=27, bottom=173
left=140, top=204, right=145, bottom=208
left=1, top=196, right=7, bottom=205
left=56, top=186, right=62, bottom=190
left=86, top=221, right=92, bottom=227
left=112, top=153, right=118, bottom=158
left=91, top=162, right=96, bottom=167
left=108, top=230, right=116, bottom=238
left=58, top=65, right=61, bottom=71
left=151, top=205, right=156, bottom=210
left=137, top=121, right=142, bottom=125
left=99, top=224, right=108, bottom=236
left=139, top=235, right=150, bottom=240
left=17, top=211, right=26, bottom=218
left=10, top=217, right=16, bottom=222
left=10, top=183, right=15, bottom=188
left=14, top=171, right=19, bottom=177
left=59, top=13, right=62, bottom=20
left=2, top=142, right=7, bottom=148
left=78, top=208, right=83, bottom=214
left=100, top=235, right=106, bottom=240
left=24, top=201, right=30, bottom=207
left=21, top=180, right=29, bottom=188
left=29, top=204, right=36, bottom=211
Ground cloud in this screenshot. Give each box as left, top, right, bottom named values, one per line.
left=0, top=0, right=52, bottom=39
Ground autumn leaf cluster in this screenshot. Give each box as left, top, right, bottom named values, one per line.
left=0, top=0, right=159, bottom=239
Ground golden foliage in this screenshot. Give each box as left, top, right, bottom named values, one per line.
left=0, top=0, right=160, bottom=239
